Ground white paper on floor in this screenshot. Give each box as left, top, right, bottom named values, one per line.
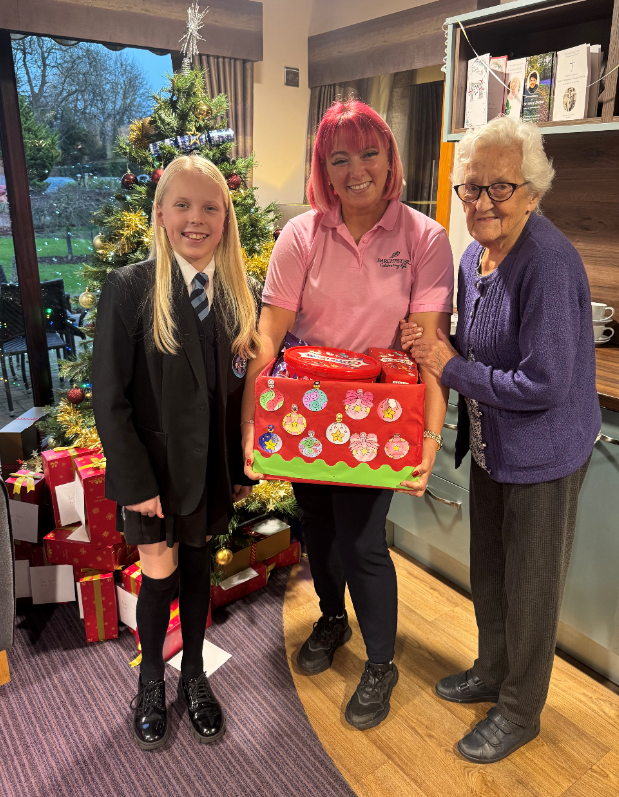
left=167, top=639, right=232, bottom=676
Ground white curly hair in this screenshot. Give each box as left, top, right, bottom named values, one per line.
left=452, top=116, right=555, bottom=200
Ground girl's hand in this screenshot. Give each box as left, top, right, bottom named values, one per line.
left=232, top=484, right=252, bottom=503
left=125, top=496, right=164, bottom=518
left=399, top=319, right=424, bottom=352
left=412, top=328, right=458, bottom=380
left=242, top=422, right=264, bottom=481
left=397, top=438, right=439, bottom=497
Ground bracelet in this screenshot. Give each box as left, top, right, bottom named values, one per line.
left=240, top=420, right=255, bottom=427
left=423, top=430, right=443, bottom=451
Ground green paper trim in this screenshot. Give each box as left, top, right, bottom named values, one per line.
left=254, top=451, right=420, bottom=490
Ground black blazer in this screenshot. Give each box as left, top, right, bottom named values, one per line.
left=92, top=258, right=253, bottom=524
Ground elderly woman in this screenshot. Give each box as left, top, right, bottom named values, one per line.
left=241, top=99, right=454, bottom=730
left=402, top=116, right=600, bottom=762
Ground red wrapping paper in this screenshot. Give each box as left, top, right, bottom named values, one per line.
left=264, top=540, right=301, bottom=573
left=42, top=447, right=99, bottom=526
left=211, top=562, right=268, bottom=609
left=6, top=470, right=45, bottom=504
left=367, top=348, right=419, bottom=385
left=79, top=571, right=118, bottom=643
left=121, top=562, right=142, bottom=597
left=45, top=526, right=128, bottom=570
left=74, top=454, right=121, bottom=548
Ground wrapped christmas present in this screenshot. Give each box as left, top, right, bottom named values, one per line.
left=45, top=525, right=128, bottom=571
left=42, top=446, right=99, bottom=527
left=264, top=539, right=301, bottom=575
left=134, top=598, right=212, bottom=663
left=211, top=562, right=268, bottom=609
left=121, top=561, right=142, bottom=597
left=253, top=348, right=425, bottom=490
left=78, top=571, right=118, bottom=644
left=74, top=454, right=122, bottom=548
left=214, top=517, right=290, bottom=580
left=367, top=348, right=419, bottom=385
left=7, top=469, right=54, bottom=543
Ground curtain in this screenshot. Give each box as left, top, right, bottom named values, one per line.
left=193, top=55, right=254, bottom=163
left=405, top=82, right=443, bottom=218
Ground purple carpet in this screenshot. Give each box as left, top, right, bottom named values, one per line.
left=0, top=568, right=357, bottom=797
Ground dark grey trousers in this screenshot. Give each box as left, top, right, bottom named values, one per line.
left=469, top=455, right=590, bottom=727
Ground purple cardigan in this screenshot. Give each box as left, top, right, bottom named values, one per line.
left=442, top=212, right=601, bottom=484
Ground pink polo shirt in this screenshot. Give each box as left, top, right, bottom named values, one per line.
left=263, top=199, right=454, bottom=352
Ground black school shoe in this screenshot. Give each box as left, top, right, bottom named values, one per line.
left=131, top=676, right=170, bottom=751
left=345, top=661, right=399, bottom=730
left=435, top=669, right=500, bottom=703
left=457, top=707, right=540, bottom=763
left=178, top=672, right=226, bottom=743
left=296, top=612, right=352, bottom=674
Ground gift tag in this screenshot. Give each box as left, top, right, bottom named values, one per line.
left=350, top=432, right=379, bottom=462
left=303, top=381, right=328, bottom=412
left=282, top=404, right=307, bottom=436
left=344, top=388, right=374, bottom=420
left=298, top=431, right=323, bottom=458
left=326, top=413, right=351, bottom=444
left=259, top=379, right=284, bottom=411
left=258, top=425, right=283, bottom=454
left=378, top=397, right=403, bottom=422
left=385, top=433, right=409, bottom=459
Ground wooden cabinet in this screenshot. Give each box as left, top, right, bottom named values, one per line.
left=442, top=0, right=619, bottom=141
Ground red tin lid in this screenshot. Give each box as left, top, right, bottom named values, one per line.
left=284, top=346, right=380, bottom=382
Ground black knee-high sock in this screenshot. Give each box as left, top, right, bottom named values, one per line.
left=136, top=569, right=179, bottom=682
left=178, top=541, right=212, bottom=680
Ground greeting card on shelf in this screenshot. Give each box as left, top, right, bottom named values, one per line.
left=464, top=54, right=507, bottom=128
left=552, top=45, right=589, bottom=122
left=522, top=52, right=556, bottom=123
left=505, top=58, right=527, bottom=119
left=587, top=45, right=603, bottom=118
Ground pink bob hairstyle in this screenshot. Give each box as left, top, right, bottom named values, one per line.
left=307, top=99, right=404, bottom=213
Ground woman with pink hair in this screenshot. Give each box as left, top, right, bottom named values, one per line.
left=241, top=99, right=454, bottom=729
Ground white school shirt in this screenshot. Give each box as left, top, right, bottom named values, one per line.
left=174, top=251, right=216, bottom=306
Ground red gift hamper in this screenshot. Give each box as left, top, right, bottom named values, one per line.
left=253, top=346, right=425, bottom=490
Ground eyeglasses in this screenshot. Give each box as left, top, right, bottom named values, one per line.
left=453, top=182, right=530, bottom=203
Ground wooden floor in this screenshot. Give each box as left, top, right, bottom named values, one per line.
left=283, top=548, right=619, bottom=797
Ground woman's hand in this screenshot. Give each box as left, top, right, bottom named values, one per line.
left=399, top=319, right=423, bottom=352
left=397, top=437, right=438, bottom=496
left=412, top=328, right=459, bottom=380
left=242, top=423, right=264, bottom=481
left=232, top=484, right=252, bottom=503
left=125, top=496, right=164, bottom=518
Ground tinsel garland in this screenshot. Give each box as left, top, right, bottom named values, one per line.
left=128, top=117, right=155, bottom=150
left=56, top=400, right=102, bottom=451
left=243, top=239, right=274, bottom=285
left=234, top=479, right=295, bottom=513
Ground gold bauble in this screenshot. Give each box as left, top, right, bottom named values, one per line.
left=196, top=101, right=211, bottom=119
left=215, top=548, right=233, bottom=566
left=78, top=290, right=97, bottom=309
left=93, top=234, right=104, bottom=251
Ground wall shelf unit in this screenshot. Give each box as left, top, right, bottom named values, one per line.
left=442, top=0, right=619, bottom=141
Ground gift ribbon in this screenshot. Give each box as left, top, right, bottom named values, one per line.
left=53, top=446, right=79, bottom=456
left=9, top=470, right=42, bottom=495
left=77, top=456, right=107, bottom=472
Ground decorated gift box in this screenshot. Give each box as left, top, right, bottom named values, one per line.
left=367, top=348, right=419, bottom=385
left=42, top=446, right=99, bottom=527
left=215, top=518, right=291, bottom=579
left=134, top=598, right=213, bottom=663
left=45, top=526, right=128, bottom=571
left=211, top=562, right=268, bottom=609
left=13, top=540, right=48, bottom=566
left=74, top=454, right=122, bottom=548
left=264, top=539, right=301, bottom=576
left=6, top=469, right=55, bottom=544
left=121, top=562, right=142, bottom=597
left=253, top=349, right=425, bottom=490
left=78, top=571, right=118, bottom=644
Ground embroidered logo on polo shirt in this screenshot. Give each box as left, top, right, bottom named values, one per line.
left=377, top=251, right=410, bottom=270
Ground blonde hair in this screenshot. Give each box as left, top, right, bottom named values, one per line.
left=149, top=155, right=260, bottom=358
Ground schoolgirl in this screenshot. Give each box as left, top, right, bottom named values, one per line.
left=92, top=155, right=258, bottom=750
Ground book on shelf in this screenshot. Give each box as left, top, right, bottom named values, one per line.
left=587, top=44, right=603, bottom=118
left=504, top=58, right=527, bottom=119
left=464, top=53, right=508, bottom=128
left=552, top=44, right=589, bottom=122
left=522, top=52, right=556, bottom=123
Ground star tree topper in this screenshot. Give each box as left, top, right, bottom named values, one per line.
left=180, top=2, right=208, bottom=73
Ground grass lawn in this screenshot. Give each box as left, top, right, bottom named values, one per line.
left=0, top=231, right=93, bottom=295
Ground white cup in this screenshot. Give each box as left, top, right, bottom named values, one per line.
left=592, top=302, right=614, bottom=323
left=593, top=324, right=614, bottom=343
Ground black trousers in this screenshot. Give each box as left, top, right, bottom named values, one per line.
left=469, top=455, right=590, bottom=726
left=293, top=482, right=396, bottom=663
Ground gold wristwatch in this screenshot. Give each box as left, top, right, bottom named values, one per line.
left=423, top=430, right=443, bottom=451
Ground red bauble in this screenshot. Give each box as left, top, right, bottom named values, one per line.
left=226, top=173, right=242, bottom=191
left=121, top=172, right=138, bottom=190
left=273, top=228, right=282, bottom=241
left=67, top=387, right=85, bottom=405
left=151, top=168, right=164, bottom=184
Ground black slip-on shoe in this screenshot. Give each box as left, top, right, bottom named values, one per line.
left=131, top=676, right=169, bottom=751
left=296, top=612, right=352, bottom=675
left=457, top=707, right=540, bottom=763
left=435, top=669, right=500, bottom=704
left=178, top=672, right=226, bottom=744
left=345, top=661, right=399, bottom=730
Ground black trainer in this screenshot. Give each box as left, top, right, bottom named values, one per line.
left=178, top=672, right=226, bottom=744
left=131, top=676, right=169, bottom=750
left=435, top=669, right=500, bottom=704
left=296, top=612, right=352, bottom=674
left=345, top=660, right=399, bottom=730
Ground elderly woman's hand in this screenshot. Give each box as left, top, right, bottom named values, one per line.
left=399, top=319, right=423, bottom=352
left=412, top=328, right=459, bottom=380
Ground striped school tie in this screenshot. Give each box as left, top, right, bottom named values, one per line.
left=190, top=271, right=210, bottom=321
